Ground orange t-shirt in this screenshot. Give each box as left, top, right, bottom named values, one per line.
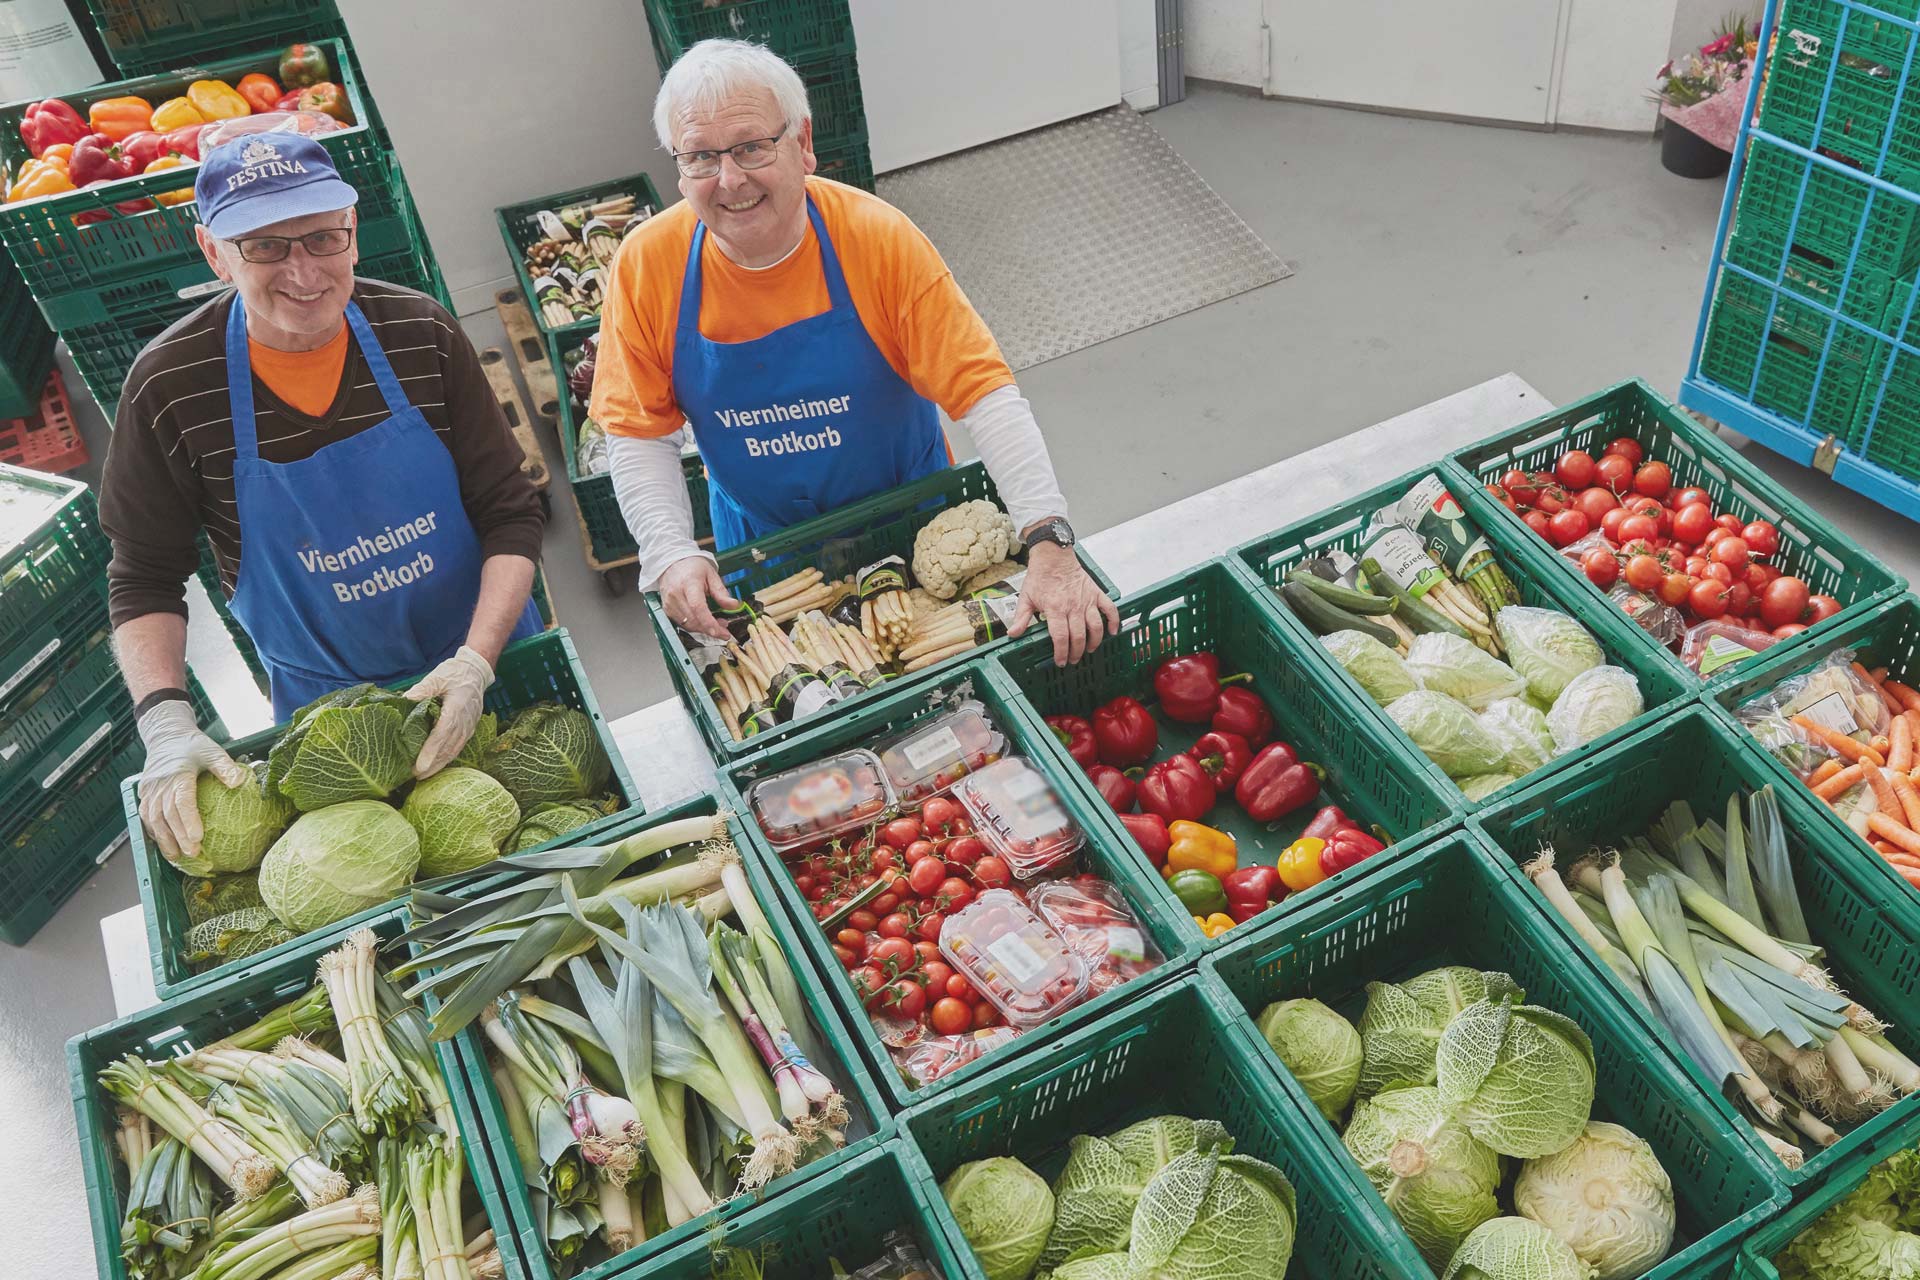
left=590, top=176, right=1014, bottom=440
left=249, top=323, right=350, bottom=418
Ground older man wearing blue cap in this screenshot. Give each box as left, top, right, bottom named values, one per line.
left=99, top=133, right=547, bottom=865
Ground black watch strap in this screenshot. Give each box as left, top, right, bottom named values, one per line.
left=1026, top=517, right=1075, bottom=549
left=134, top=687, right=192, bottom=719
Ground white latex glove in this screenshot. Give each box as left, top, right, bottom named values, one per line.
left=137, top=699, right=251, bottom=867
left=405, top=645, right=495, bottom=778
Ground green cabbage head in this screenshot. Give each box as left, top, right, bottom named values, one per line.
left=509, top=795, right=621, bottom=852
left=945, top=1156, right=1055, bottom=1280
left=1546, top=667, right=1644, bottom=755
left=401, top=767, right=520, bottom=877
left=1257, top=998, right=1362, bottom=1125
left=1038, top=1117, right=1230, bottom=1273
left=1357, top=966, right=1522, bottom=1098
left=1388, top=691, right=1509, bottom=779
left=1459, top=774, right=1520, bottom=804
left=1478, top=698, right=1554, bottom=777
left=1322, top=630, right=1420, bottom=705
left=1441, top=1216, right=1597, bottom=1280
left=1775, top=1147, right=1920, bottom=1279
left=1126, top=1150, right=1295, bottom=1280
left=266, top=685, right=428, bottom=811
left=178, top=761, right=295, bottom=876
left=1343, top=1086, right=1502, bottom=1266
left=1515, top=1121, right=1673, bottom=1280
left=1436, top=997, right=1596, bottom=1159
left=483, top=704, right=612, bottom=808
left=1495, top=607, right=1604, bottom=705
left=258, top=800, right=421, bottom=933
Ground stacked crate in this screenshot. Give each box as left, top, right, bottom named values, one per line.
left=0, top=256, right=55, bottom=421
left=0, top=462, right=219, bottom=944
left=645, top=0, right=874, bottom=191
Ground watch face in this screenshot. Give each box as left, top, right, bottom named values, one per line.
left=1036, top=518, right=1075, bottom=548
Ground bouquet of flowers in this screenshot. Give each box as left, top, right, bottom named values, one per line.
left=1653, top=15, right=1760, bottom=151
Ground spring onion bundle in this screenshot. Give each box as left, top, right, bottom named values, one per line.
left=1522, top=790, right=1918, bottom=1169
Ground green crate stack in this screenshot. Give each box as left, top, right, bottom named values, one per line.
left=1227, top=464, right=1694, bottom=814
left=1849, top=273, right=1920, bottom=481
left=903, top=971, right=1435, bottom=1280
left=1473, top=703, right=1920, bottom=1189
left=194, top=532, right=269, bottom=695
left=1207, top=831, right=1791, bottom=1280
left=81, top=0, right=347, bottom=76
left=644, top=0, right=874, bottom=191
left=1759, top=0, right=1920, bottom=182
left=550, top=325, right=637, bottom=566
left=1732, top=1106, right=1920, bottom=1277
left=1734, top=135, right=1920, bottom=275
left=993, top=558, right=1459, bottom=946
left=720, top=659, right=1198, bottom=1109
left=1700, top=262, right=1877, bottom=446
left=0, top=255, right=54, bottom=420
left=495, top=172, right=664, bottom=352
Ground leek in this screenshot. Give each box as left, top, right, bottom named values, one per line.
left=483, top=993, right=641, bottom=1184
left=720, top=862, right=829, bottom=1072
left=101, top=1054, right=277, bottom=1200
left=1523, top=851, right=1647, bottom=1006
left=194, top=1183, right=380, bottom=1280
left=320, top=929, right=420, bottom=1136
left=1747, top=786, right=1812, bottom=945
left=1721, top=793, right=1766, bottom=933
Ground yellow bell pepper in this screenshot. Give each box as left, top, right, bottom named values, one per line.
left=149, top=96, right=206, bottom=132
left=8, top=158, right=74, bottom=202
left=145, top=154, right=195, bottom=206
left=187, top=80, right=251, bottom=121
left=1163, top=820, right=1238, bottom=880
left=40, top=143, right=73, bottom=167
left=1192, top=913, right=1235, bottom=939
left=1277, top=836, right=1329, bottom=893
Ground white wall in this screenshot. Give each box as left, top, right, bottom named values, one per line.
left=1185, top=0, right=1264, bottom=87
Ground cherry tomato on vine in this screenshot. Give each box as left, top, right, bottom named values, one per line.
left=1596, top=454, right=1635, bottom=495
left=1633, top=461, right=1672, bottom=498
left=1582, top=549, right=1619, bottom=587
left=930, top=997, right=972, bottom=1035
left=1742, top=521, right=1780, bottom=557
left=1688, top=579, right=1731, bottom=619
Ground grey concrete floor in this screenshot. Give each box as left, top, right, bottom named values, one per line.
left=10, top=82, right=1920, bottom=1273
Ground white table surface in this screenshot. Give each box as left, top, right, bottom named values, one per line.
left=102, top=371, right=1547, bottom=1016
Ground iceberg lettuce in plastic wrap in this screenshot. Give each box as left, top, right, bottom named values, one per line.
left=1405, top=633, right=1527, bottom=712
left=1458, top=774, right=1519, bottom=803
left=1495, top=606, right=1604, bottom=705
left=1547, top=665, right=1645, bottom=754
left=1322, top=630, right=1420, bottom=706
left=1478, top=697, right=1555, bottom=776
left=1388, top=690, right=1508, bottom=779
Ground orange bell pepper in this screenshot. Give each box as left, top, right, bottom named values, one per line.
left=87, top=96, right=153, bottom=141
left=1163, top=820, right=1238, bottom=879
left=236, top=73, right=281, bottom=115
left=8, top=159, right=75, bottom=202
left=39, top=143, right=73, bottom=168
left=145, top=154, right=195, bottom=206
left=187, top=80, right=250, bottom=121
left=149, top=97, right=206, bottom=132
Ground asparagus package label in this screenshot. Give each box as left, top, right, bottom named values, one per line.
left=770, top=663, right=837, bottom=722
left=1359, top=522, right=1446, bottom=600
left=856, top=557, right=909, bottom=599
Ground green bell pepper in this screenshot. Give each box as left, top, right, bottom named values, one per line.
left=1167, top=868, right=1227, bottom=917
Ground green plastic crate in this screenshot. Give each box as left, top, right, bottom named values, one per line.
left=814, top=131, right=875, bottom=192
left=1758, top=0, right=1920, bottom=182
left=1733, top=1105, right=1920, bottom=1278
left=3, top=675, right=218, bottom=945
left=1850, top=273, right=1920, bottom=479
left=647, top=459, right=1115, bottom=762
left=994, top=558, right=1460, bottom=945
left=0, top=255, right=54, bottom=419
left=195, top=531, right=269, bottom=694
left=494, top=172, right=663, bottom=349
left=82, top=0, right=346, bottom=75
left=1472, top=703, right=1920, bottom=1188
left=1733, top=134, right=1920, bottom=275
left=1724, top=219, right=1896, bottom=329
left=902, top=971, right=1433, bottom=1280
left=0, top=40, right=394, bottom=306
left=1207, top=830, right=1791, bottom=1280
left=1444, top=377, right=1907, bottom=687
left=1773, top=0, right=1920, bottom=75
left=1700, top=268, right=1874, bottom=447
left=720, top=659, right=1198, bottom=1109
left=0, top=462, right=109, bottom=657
left=643, top=0, right=855, bottom=63
left=129, top=626, right=641, bottom=1000
left=69, top=908, right=525, bottom=1280
left=1229, top=465, right=1694, bottom=814
left=428, top=793, right=893, bottom=1280
left=1707, top=590, right=1920, bottom=932
left=0, top=583, right=115, bottom=798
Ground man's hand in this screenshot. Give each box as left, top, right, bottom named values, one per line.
left=659, top=555, right=739, bottom=641
left=405, top=646, right=495, bottom=778
left=136, top=700, right=251, bottom=866
left=1007, top=542, right=1121, bottom=666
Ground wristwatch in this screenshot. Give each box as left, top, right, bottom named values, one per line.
left=1025, top=517, right=1076, bottom=551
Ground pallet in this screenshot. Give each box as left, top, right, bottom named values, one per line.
left=494, top=287, right=561, bottom=422
left=477, top=346, right=550, bottom=492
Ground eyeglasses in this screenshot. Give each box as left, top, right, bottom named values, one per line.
left=226, top=225, right=355, bottom=264
left=672, top=128, right=787, bottom=179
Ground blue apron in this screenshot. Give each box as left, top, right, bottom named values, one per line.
left=673, top=194, right=947, bottom=549
left=225, top=299, right=542, bottom=721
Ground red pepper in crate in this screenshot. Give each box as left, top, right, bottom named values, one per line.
left=1301, top=804, right=1353, bottom=841
left=1085, top=764, right=1137, bottom=814
left=1186, top=731, right=1251, bottom=794
left=1119, top=812, right=1171, bottom=868
left=1235, top=742, right=1324, bottom=823
left=20, top=99, right=87, bottom=157
left=163, top=124, right=206, bottom=160
left=297, top=83, right=352, bottom=124
left=1045, top=714, right=1098, bottom=768
left=69, top=133, right=134, bottom=186
left=1092, top=696, right=1157, bottom=766
left=1223, top=865, right=1281, bottom=924
left=72, top=180, right=153, bottom=226
left=118, top=130, right=178, bottom=172
left=274, top=89, right=306, bottom=112
left=1320, top=828, right=1386, bottom=877
left=1139, top=754, right=1214, bottom=823
left=1153, top=652, right=1251, bottom=723
left=1211, top=686, right=1274, bottom=748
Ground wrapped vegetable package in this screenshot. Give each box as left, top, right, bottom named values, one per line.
left=1478, top=698, right=1554, bottom=776
left=1322, top=630, right=1420, bottom=705
left=1546, top=665, right=1644, bottom=754
left=1405, top=633, right=1527, bottom=711
left=1732, top=648, right=1888, bottom=778
left=1495, top=606, right=1604, bottom=705
left=1388, top=691, right=1508, bottom=779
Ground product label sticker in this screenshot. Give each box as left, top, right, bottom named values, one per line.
left=857, top=556, right=908, bottom=598
left=984, top=931, right=1049, bottom=988
left=1001, top=764, right=1064, bottom=823
left=786, top=768, right=853, bottom=820
left=0, top=635, right=58, bottom=703
left=1104, top=926, right=1146, bottom=963
left=44, top=721, right=110, bottom=789
left=903, top=725, right=965, bottom=773
left=1361, top=525, right=1442, bottom=599
left=1698, top=633, right=1759, bottom=677
left=1799, top=690, right=1861, bottom=737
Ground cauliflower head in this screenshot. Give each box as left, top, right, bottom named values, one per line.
left=913, top=500, right=1018, bottom=599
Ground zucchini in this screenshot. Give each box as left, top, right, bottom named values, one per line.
left=1361, top=557, right=1469, bottom=640
left=1280, top=581, right=1399, bottom=646
left=1285, top=569, right=1395, bottom=615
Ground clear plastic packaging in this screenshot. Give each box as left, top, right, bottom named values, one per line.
left=939, top=889, right=1090, bottom=1028
left=953, top=757, right=1084, bottom=876
left=1733, top=647, right=1888, bottom=778
left=1679, top=619, right=1781, bottom=677
left=1608, top=583, right=1685, bottom=647
left=1027, top=878, right=1163, bottom=996
left=894, top=1026, right=1021, bottom=1088
left=199, top=110, right=346, bottom=150
left=878, top=700, right=1008, bottom=804
left=745, top=749, right=891, bottom=851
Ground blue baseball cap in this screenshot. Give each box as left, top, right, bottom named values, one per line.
left=194, top=133, right=358, bottom=238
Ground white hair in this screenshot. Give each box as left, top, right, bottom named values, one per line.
left=652, top=39, right=812, bottom=151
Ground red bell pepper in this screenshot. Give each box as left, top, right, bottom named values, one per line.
left=21, top=99, right=87, bottom=157
left=1186, top=730, right=1251, bottom=794
left=1301, top=804, right=1353, bottom=842
left=1091, top=696, right=1157, bottom=766
left=73, top=181, right=154, bottom=225
left=1045, top=714, right=1098, bottom=768
left=1223, top=865, right=1281, bottom=924
left=1119, top=812, right=1171, bottom=869
left=274, top=89, right=306, bottom=111
left=1211, top=686, right=1274, bottom=748
left=1235, top=742, right=1324, bottom=823
left=118, top=130, right=174, bottom=172
left=1153, top=652, right=1252, bottom=723
left=1139, top=753, right=1215, bottom=823
left=69, top=133, right=135, bottom=187
left=1319, top=828, right=1386, bottom=877
left=163, top=124, right=206, bottom=161
left=1085, top=764, right=1138, bottom=814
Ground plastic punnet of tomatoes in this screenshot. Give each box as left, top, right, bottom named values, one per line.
left=938, top=888, right=1089, bottom=1028
left=876, top=700, right=1007, bottom=805
left=745, top=749, right=892, bottom=851
left=952, top=756, right=1086, bottom=877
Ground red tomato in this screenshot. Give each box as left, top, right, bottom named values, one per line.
left=913, top=940, right=941, bottom=965
left=1624, top=555, right=1665, bottom=593
left=930, top=997, right=972, bottom=1035
left=1755, top=563, right=1782, bottom=584
left=1556, top=450, right=1597, bottom=490
left=1618, top=538, right=1659, bottom=561
left=882, top=818, right=923, bottom=850
left=1575, top=487, right=1620, bottom=524
left=1523, top=511, right=1552, bottom=539
left=1534, top=486, right=1569, bottom=515
left=1717, top=512, right=1745, bottom=534
left=1596, top=454, right=1635, bottom=495
left=1548, top=508, right=1590, bottom=546
left=847, top=909, right=879, bottom=933
left=870, top=893, right=900, bottom=916
left=920, top=797, right=963, bottom=832
left=1671, top=486, right=1711, bottom=511
left=1582, top=549, right=1619, bottom=587
left=1742, top=520, right=1780, bottom=557
left=1488, top=484, right=1518, bottom=512
left=1616, top=514, right=1659, bottom=544
left=971, top=856, right=1013, bottom=889
left=1600, top=507, right=1632, bottom=542
left=1632, top=461, right=1672, bottom=498
left=1703, top=562, right=1734, bottom=585
left=1807, top=594, right=1843, bottom=623
left=878, top=912, right=912, bottom=939
left=1658, top=573, right=1696, bottom=607
left=870, top=937, right=917, bottom=973
left=1503, top=468, right=1540, bottom=505
left=1726, top=582, right=1754, bottom=616
left=1688, top=579, right=1731, bottom=619
left=907, top=858, right=948, bottom=897
left=1773, top=623, right=1809, bottom=639
left=887, top=980, right=928, bottom=1020
left=1682, top=555, right=1709, bottom=579
left=1604, top=437, right=1645, bottom=466
left=945, top=835, right=987, bottom=867
left=915, top=912, right=946, bottom=944
left=831, top=944, right=855, bottom=967
left=922, top=960, right=956, bottom=992
left=835, top=927, right=867, bottom=955
left=937, top=877, right=975, bottom=912
left=1760, top=577, right=1811, bottom=627
left=903, top=839, right=935, bottom=866
left=947, top=974, right=977, bottom=1002
left=1671, top=503, right=1714, bottom=545
left=1711, top=537, right=1750, bottom=572
left=973, top=1000, right=1000, bottom=1029
left=852, top=966, right=889, bottom=1006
